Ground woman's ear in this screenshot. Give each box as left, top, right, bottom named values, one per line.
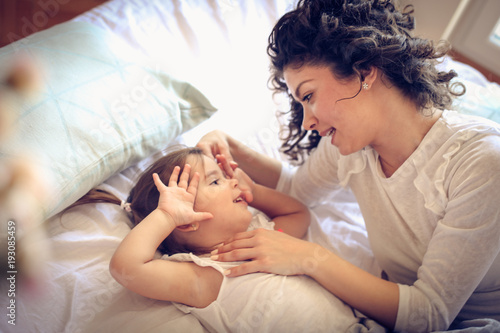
left=175, top=222, right=199, bottom=232
left=361, top=66, right=378, bottom=89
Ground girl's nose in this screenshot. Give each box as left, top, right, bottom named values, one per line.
left=230, top=178, right=238, bottom=188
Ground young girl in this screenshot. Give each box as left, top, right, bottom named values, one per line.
left=108, top=146, right=310, bottom=303
left=74, top=147, right=378, bottom=332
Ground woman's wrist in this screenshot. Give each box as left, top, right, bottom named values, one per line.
left=227, top=136, right=282, bottom=188
left=226, top=135, right=255, bottom=165
left=295, top=242, right=333, bottom=276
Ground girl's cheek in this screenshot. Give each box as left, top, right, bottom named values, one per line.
left=193, top=193, right=208, bottom=211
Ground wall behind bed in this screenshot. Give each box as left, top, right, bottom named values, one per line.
left=0, top=0, right=108, bottom=48
left=399, top=0, right=500, bottom=85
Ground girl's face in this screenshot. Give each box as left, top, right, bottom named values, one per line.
left=283, top=64, right=381, bottom=156
left=183, top=155, right=253, bottom=250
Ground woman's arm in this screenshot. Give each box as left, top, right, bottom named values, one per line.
left=213, top=232, right=398, bottom=328
left=214, top=155, right=393, bottom=321
left=197, top=130, right=282, bottom=188
left=304, top=243, right=399, bottom=329
left=109, top=167, right=221, bottom=307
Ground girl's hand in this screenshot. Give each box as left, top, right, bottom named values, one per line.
left=153, top=164, right=213, bottom=227
left=211, top=228, right=323, bottom=277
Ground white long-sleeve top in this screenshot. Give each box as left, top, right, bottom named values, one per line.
left=276, top=110, right=500, bottom=332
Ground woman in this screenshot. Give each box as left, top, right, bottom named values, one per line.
left=196, top=0, right=500, bottom=331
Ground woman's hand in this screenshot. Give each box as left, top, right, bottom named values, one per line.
left=153, top=164, right=213, bottom=227
left=197, top=130, right=282, bottom=188
left=211, top=228, right=323, bottom=277
left=196, top=130, right=233, bottom=161
left=216, top=154, right=254, bottom=203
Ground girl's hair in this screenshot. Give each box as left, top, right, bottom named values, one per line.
left=68, top=147, right=206, bottom=255
left=268, top=0, right=465, bottom=164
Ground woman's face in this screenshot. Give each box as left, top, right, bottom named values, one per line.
left=184, top=155, right=253, bottom=249
left=283, top=64, right=380, bottom=155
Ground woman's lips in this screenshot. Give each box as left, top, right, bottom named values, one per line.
left=320, top=127, right=336, bottom=137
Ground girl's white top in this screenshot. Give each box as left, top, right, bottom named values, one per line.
left=277, top=110, right=500, bottom=332
left=163, top=214, right=385, bottom=333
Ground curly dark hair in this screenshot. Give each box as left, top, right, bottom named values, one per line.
left=268, top=0, right=465, bottom=164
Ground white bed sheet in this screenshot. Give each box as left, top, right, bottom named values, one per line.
left=5, top=0, right=499, bottom=332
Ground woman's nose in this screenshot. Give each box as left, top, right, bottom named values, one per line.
left=302, top=108, right=318, bottom=131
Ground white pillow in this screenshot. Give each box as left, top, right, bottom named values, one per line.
left=0, top=21, right=217, bottom=219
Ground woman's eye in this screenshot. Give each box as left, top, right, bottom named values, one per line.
left=302, top=93, right=312, bottom=103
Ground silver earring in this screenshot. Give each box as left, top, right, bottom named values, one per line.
left=362, top=82, right=369, bottom=90
left=191, top=224, right=197, bottom=231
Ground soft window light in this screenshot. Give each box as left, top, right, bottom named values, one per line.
left=489, top=17, right=500, bottom=48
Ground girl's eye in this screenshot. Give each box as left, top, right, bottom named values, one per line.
left=210, top=179, right=220, bottom=185
left=302, top=93, right=312, bottom=103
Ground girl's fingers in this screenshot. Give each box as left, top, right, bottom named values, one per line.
left=168, top=166, right=181, bottom=187
left=177, top=164, right=191, bottom=189
left=153, top=172, right=168, bottom=190
left=186, top=172, right=200, bottom=196
left=194, top=211, right=214, bottom=222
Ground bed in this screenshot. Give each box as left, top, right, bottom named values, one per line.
left=0, top=1, right=499, bottom=332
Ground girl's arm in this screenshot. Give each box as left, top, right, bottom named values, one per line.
left=109, top=167, right=221, bottom=307
left=251, top=183, right=310, bottom=238
left=217, top=154, right=310, bottom=239
left=109, top=209, right=222, bottom=307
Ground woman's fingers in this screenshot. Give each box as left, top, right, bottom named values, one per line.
left=212, top=241, right=256, bottom=261
left=229, top=160, right=238, bottom=170
left=212, top=228, right=319, bottom=277
left=215, top=230, right=257, bottom=254
left=196, top=130, right=233, bottom=161
left=216, top=154, right=234, bottom=178
left=212, top=229, right=275, bottom=261
left=224, top=260, right=267, bottom=277
left=225, top=255, right=304, bottom=277
left=197, top=140, right=221, bottom=159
